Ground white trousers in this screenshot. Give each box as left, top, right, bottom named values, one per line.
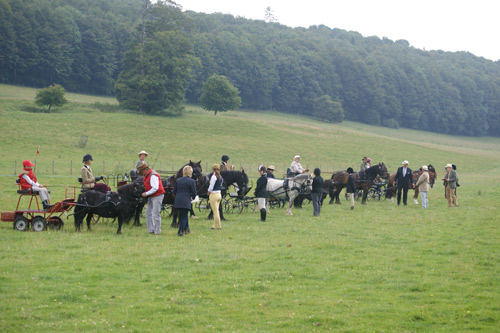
left=146, top=194, right=164, bottom=234
left=32, top=185, right=50, bottom=202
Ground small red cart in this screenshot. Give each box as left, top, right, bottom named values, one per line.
left=1, top=181, right=76, bottom=232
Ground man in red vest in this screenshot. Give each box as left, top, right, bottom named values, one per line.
left=19, top=160, right=52, bottom=210
left=138, top=163, right=165, bottom=235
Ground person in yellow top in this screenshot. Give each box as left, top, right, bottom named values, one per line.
left=81, top=154, right=111, bottom=193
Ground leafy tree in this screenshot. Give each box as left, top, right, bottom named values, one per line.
left=313, top=95, right=344, bottom=123
left=200, top=74, right=241, bottom=115
left=34, top=84, right=68, bottom=112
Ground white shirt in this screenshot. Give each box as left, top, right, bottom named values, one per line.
left=208, top=174, right=221, bottom=193
left=145, top=174, right=159, bottom=196
left=22, top=174, right=40, bottom=187
left=403, top=167, right=407, bottom=177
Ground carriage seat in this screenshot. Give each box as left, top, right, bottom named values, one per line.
left=15, top=178, right=49, bottom=195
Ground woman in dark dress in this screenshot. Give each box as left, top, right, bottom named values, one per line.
left=173, top=165, right=197, bottom=236
left=311, top=168, right=324, bottom=217
left=254, top=165, right=268, bottom=222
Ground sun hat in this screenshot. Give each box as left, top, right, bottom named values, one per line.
left=294, top=155, right=300, bottom=159
left=445, top=163, right=453, bottom=168
left=267, top=165, right=275, bottom=171
left=23, top=160, right=35, bottom=168
left=402, top=160, right=409, bottom=165
left=138, top=150, right=148, bottom=157
left=422, top=165, right=428, bottom=171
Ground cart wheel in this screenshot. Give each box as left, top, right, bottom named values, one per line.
left=47, top=217, right=64, bottom=231
left=161, top=204, right=171, bottom=218
left=32, top=216, right=47, bottom=232
left=13, top=216, right=29, bottom=231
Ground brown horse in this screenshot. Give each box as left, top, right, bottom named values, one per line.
left=385, top=164, right=437, bottom=203
left=330, top=163, right=389, bottom=205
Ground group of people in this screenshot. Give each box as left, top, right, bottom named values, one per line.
left=16, top=151, right=460, bottom=237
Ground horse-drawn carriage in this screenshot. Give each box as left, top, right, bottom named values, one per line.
left=1, top=179, right=76, bottom=231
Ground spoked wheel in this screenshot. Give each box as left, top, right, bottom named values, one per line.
left=161, top=204, right=171, bottom=218
left=224, top=198, right=235, bottom=213
left=32, top=216, right=47, bottom=232
left=47, top=216, right=64, bottom=230
left=196, top=198, right=210, bottom=212
left=268, top=197, right=281, bottom=209
left=13, top=216, right=29, bottom=231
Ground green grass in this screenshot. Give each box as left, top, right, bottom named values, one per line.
left=0, top=84, right=499, bottom=331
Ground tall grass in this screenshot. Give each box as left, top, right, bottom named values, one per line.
left=0, top=84, right=499, bottom=331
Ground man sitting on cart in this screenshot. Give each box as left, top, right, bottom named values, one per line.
left=19, top=160, right=52, bottom=210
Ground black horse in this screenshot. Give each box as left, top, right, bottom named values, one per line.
left=74, top=184, right=142, bottom=234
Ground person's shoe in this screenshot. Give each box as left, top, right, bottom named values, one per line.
left=351, top=206, right=354, bottom=210
left=185, top=228, right=190, bottom=234
left=190, top=215, right=198, bottom=219
left=178, top=232, right=184, bottom=237
left=211, top=227, right=216, bottom=230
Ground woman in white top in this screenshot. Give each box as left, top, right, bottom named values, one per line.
left=207, top=164, right=223, bottom=229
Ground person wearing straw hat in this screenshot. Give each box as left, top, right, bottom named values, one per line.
left=266, top=165, right=276, bottom=179
left=393, top=160, right=414, bottom=206
left=443, top=163, right=458, bottom=207
left=415, top=165, right=430, bottom=209
left=138, top=163, right=165, bottom=235
left=18, top=160, right=52, bottom=210
left=136, top=150, right=149, bottom=171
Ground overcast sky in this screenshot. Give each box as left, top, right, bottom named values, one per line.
left=179, top=0, right=499, bottom=61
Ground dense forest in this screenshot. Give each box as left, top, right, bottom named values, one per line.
left=1, top=0, right=500, bottom=136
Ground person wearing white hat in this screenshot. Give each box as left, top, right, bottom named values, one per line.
left=443, top=163, right=458, bottom=207
left=136, top=150, right=149, bottom=172
left=393, top=160, right=414, bottom=206
left=289, top=155, right=309, bottom=177
left=415, top=165, right=430, bottom=208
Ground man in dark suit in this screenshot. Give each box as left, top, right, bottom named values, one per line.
left=393, top=160, right=414, bottom=206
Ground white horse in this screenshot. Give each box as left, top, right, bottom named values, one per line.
left=267, top=174, right=313, bottom=216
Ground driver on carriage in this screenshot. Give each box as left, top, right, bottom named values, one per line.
left=81, top=154, right=111, bottom=194
left=289, top=155, right=309, bottom=177
left=19, top=160, right=52, bottom=210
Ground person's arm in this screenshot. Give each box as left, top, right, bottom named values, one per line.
left=22, top=174, right=40, bottom=187
left=207, top=175, right=216, bottom=194
left=145, top=174, right=159, bottom=196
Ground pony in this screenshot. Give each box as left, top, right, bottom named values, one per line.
left=74, top=183, right=143, bottom=234
left=329, top=163, right=389, bottom=205
left=266, top=173, right=313, bottom=216
left=385, top=164, right=437, bottom=203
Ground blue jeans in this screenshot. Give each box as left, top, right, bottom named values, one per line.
left=420, top=191, right=428, bottom=209
left=312, top=193, right=322, bottom=216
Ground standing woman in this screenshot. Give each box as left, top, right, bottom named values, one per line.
left=254, top=165, right=268, bottom=222
left=173, top=165, right=197, bottom=236
left=311, top=168, right=324, bottom=217
left=208, top=164, right=223, bottom=229
left=81, top=154, right=111, bottom=193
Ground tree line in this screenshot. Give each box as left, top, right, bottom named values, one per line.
left=1, top=0, right=500, bottom=136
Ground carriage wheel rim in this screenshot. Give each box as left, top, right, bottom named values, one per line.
left=15, top=220, right=27, bottom=230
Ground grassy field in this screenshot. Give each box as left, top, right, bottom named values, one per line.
left=0, top=84, right=499, bottom=331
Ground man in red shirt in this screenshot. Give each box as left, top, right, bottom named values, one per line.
left=138, top=163, right=165, bottom=235
left=19, top=160, right=52, bottom=210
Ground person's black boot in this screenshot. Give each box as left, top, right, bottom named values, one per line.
left=42, top=201, right=52, bottom=211
left=260, top=208, right=266, bottom=222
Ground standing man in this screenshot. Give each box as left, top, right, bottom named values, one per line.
left=443, top=163, right=458, bottom=207
left=138, top=163, right=165, bottom=235
left=393, top=160, right=414, bottom=206
left=346, top=167, right=356, bottom=210
left=290, top=155, right=309, bottom=176
left=254, top=165, right=268, bottom=222
left=311, top=168, right=324, bottom=217
left=415, top=165, right=430, bottom=209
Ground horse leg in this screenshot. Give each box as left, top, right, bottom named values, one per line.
left=219, top=202, right=226, bottom=221
left=86, top=213, right=92, bottom=231
left=134, top=203, right=144, bottom=226
left=74, top=210, right=82, bottom=232
left=117, top=217, right=122, bottom=234
left=361, top=189, right=368, bottom=205
left=171, top=208, right=179, bottom=228
left=286, top=196, right=294, bottom=216
left=413, top=188, right=419, bottom=204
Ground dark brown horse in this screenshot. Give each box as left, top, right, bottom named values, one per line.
left=329, top=163, right=389, bottom=205
left=385, top=164, right=437, bottom=203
